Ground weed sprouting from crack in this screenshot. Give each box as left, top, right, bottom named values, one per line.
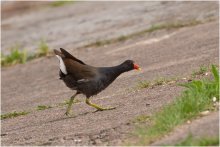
left=36, top=105, right=53, bottom=111
left=133, top=114, right=151, bottom=124
left=1, top=111, right=30, bottom=120
left=1, top=40, right=51, bottom=67
left=58, top=99, right=81, bottom=106
left=137, top=80, right=150, bottom=89
left=192, top=65, right=208, bottom=78
left=37, top=39, right=50, bottom=57
left=134, top=77, right=177, bottom=91
left=1, top=45, right=27, bottom=66
left=50, top=1, right=74, bottom=7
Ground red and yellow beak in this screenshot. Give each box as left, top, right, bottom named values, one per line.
left=133, top=63, right=141, bottom=71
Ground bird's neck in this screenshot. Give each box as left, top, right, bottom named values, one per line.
left=111, top=64, right=131, bottom=76
left=98, top=63, right=132, bottom=87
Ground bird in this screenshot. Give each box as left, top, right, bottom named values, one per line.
left=54, top=48, right=141, bottom=116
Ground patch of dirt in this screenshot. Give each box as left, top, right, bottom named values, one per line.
left=1, top=2, right=219, bottom=146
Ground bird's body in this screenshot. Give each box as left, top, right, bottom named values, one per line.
left=54, top=48, right=140, bottom=115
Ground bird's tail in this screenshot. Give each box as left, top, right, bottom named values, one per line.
left=54, top=49, right=64, bottom=57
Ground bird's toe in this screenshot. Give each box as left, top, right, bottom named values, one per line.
left=65, top=111, right=73, bottom=116
left=96, top=106, right=116, bottom=111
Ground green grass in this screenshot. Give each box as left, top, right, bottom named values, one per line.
left=37, top=40, right=50, bottom=57
left=59, top=99, right=71, bottom=106
left=1, top=98, right=80, bottom=119
left=1, top=40, right=50, bottom=67
left=117, top=35, right=129, bottom=42
left=1, top=111, right=30, bottom=120
left=192, top=65, right=208, bottom=77
left=147, top=20, right=201, bottom=32
left=1, top=45, right=27, bottom=66
left=50, top=1, right=74, bottom=7
left=135, top=77, right=177, bottom=90
left=153, top=77, right=169, bottom=86
left=36, top=105, right=53, bottom=111
left=133, top=65, right=219, bottom=145
left=137, top=80, right=150, bottom=89
left=1, top=98, right=82, bottom=120
left=58, top=99, right=81, bottom=106
left=175, top=134, right=219, bottom=146
left=133, top=114, right=150, bottom=123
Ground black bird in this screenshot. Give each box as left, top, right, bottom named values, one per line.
left=54, top=48, right=141, bottom=116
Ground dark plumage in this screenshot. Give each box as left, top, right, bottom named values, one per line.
left=54, top=48, right=141, bottom=115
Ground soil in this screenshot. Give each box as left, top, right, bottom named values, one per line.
left=1, top=1, right=219, bottom=146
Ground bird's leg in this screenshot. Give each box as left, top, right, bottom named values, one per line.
left=85, top=98, right=116, bottom=111
left=65, top=92, right=78, bottom=116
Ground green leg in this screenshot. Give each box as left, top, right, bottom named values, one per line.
left=85, top=98, right=116, bottom=111
left=65, top=92, right=78, bottom=116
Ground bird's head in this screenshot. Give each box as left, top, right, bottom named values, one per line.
left=122, top=60, right=141, bottom=71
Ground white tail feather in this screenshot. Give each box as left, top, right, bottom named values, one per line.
left=56, top=55, right=67, bottom=74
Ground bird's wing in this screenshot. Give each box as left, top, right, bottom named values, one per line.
left=64, top=59, right=97, bottom=81
left=76, top=79, right=90, bottom=83
left=60, top=48, right=86, bottom=65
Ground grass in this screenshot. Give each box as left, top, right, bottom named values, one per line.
left=147, top=20, right=201, bottom=32
left=133, top=65, right=219, bottom=145
left=133, top=114, right=150, bottom=124
left=1, top=45, right=27, bottom=66
left=36, top=105, right=53, bottom=111
left=192, top=65, right=208, bottom=77
left=135, top=65, right=215, bottom=91
left=1, top=40, right=50, bottom=67
left=175, top=134, right=219, bottom=146
left=58, top=99, right=81, bottom=106
left=153, top=77, right=169, bottom=86
left=84, top=20, right=203, bottom=48
left=135, top=77, right=177, bottom=90
left=1, top=98, right=82, bottom=120
left=37, top=40, right=50, bottom=57
left=1, top=111, right=30, bottom=120
left=59, top=99, right=71, bottom=106
left=137, top=80, right=150, bottom=89
left=50, top=1, right=74, bottom=7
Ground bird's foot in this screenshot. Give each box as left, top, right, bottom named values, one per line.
left=64, top=111, right=73, bottom=116
left=96, top=106, right=116, bottom=111
left=86, top=98, right=116, bottom=111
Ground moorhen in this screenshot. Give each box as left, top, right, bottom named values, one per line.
left=54, top=48, right=141, bottom=116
